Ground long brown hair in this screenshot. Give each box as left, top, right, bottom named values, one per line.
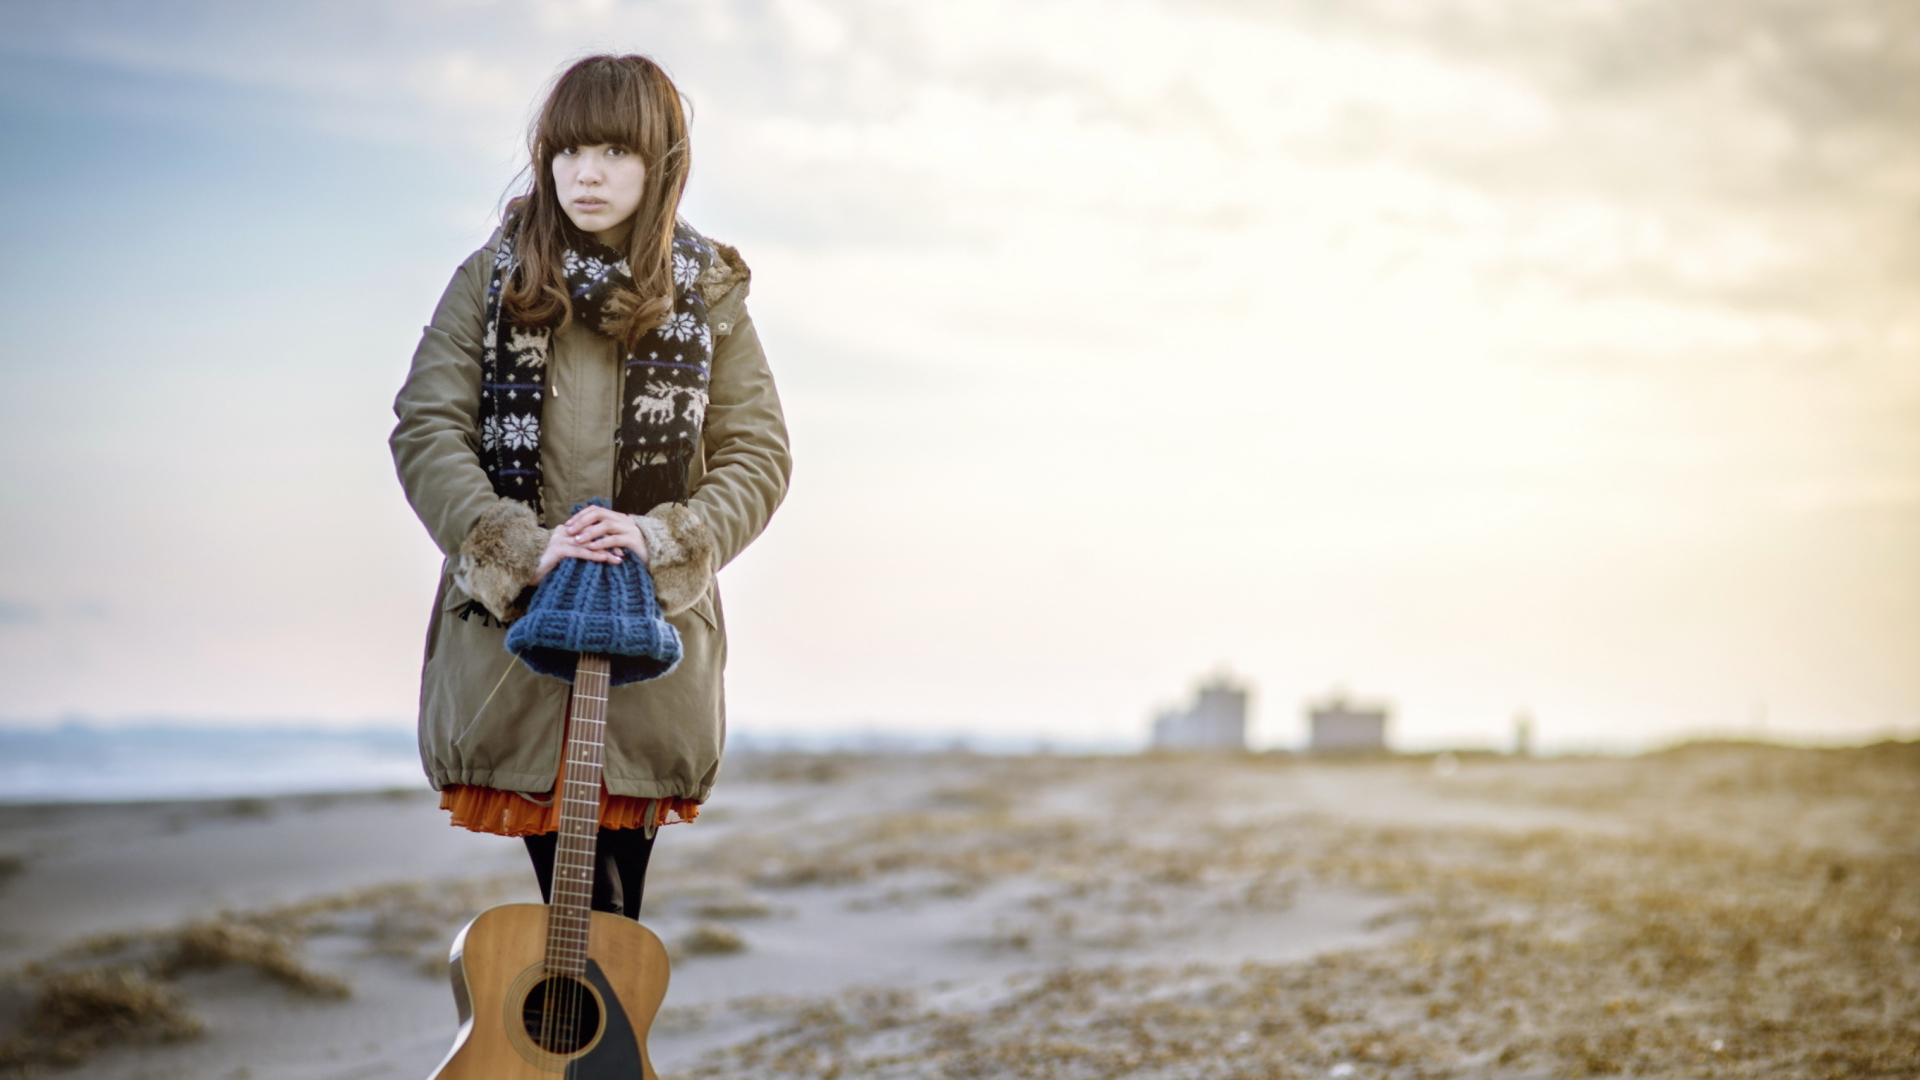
left=502, top=55, right=691, bottom=346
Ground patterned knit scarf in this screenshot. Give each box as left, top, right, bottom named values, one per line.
left=477, top=221, right=716, bottom=518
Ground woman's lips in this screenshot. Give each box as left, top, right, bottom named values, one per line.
left=574, top=199, right=608, bottom=212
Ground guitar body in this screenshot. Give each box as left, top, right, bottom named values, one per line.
left=430, top=903, right=671, bottom=1080
left=428, top=654, right=670, bottom=1079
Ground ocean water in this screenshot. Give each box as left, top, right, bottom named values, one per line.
left=0, top=724, right=429, bottom=804
left=0, top=724, right=1142, bottom=805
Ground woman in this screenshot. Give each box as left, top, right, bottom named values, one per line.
left=390, top=54, right=790, bottom=919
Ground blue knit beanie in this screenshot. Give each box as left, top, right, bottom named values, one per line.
left=504, top=500, right=684, bottom=686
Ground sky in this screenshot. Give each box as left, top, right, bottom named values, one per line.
left=0, top=0, right=1915, bottom=751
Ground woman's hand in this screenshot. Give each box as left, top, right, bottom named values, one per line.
left=534, top=506, right=649, bottom=580
left=532, top=504, right=650, bottom=583
left=535, top=525, right=607, bottom=581
left=567, top=504, right=648, bottom=561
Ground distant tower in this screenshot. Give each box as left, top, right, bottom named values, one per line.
left=1306, top=690, right=1389, bottom=754
left=1150, top=675, right=1250, bottom=752
left=1513, top=711, right=1534, bottom=758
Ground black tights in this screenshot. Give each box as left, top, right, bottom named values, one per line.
left=523, top=827, right=657, bottom=920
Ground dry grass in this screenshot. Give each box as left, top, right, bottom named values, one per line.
left=682, top=923, right=749, bottom=956
left=0, top=969, right=201, bottom=1073
left=161, top=924, right=349, bottom=998
left=694, top=898, right=776, bottom=920
left=1456, top=741, right=1920, bottom=855
left=0, top=875, right=517, bottom=1076
left=668, top=742, right=1919, bottom=1080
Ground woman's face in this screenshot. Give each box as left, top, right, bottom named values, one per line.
left=551, top=143, right=646, bottom=244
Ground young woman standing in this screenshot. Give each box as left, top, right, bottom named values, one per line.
left=390, top=55, right=790, bottom=918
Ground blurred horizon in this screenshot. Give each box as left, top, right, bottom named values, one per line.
left=1, top=0, right=1916, bottom=753
left=2, top=713, right=1911, bottom=775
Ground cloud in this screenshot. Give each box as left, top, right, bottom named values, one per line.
left=0, top=601, right=40, bottom=625
left=0, top=0, right=1912, bottom=741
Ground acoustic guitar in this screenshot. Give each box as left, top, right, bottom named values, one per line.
left=428, top=654, right=672, bottom=1079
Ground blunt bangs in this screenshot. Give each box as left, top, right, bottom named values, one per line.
left=539, top=60, right=650, bottom=158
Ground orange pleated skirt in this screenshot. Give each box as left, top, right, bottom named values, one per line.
left=438, top=715, right=699, bottom=838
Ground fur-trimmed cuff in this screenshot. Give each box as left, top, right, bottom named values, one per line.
left=456, top=500, right=547, bottom=622
left=632, top=503, right=716, bottom=616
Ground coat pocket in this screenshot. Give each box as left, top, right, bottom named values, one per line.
left=685, top=588, right=718, bottom=631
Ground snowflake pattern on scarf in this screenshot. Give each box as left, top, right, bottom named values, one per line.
left=477, top=222, right=716, bottom=517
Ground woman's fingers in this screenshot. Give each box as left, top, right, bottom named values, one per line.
left=584, top=525, right=634, bottom=548
left=564, top=505, right=619, bottom=534
left=571, top=517, right=642, bottom=552
left=554, top=508, right=644, bottom=560
left=547, top=529, right=621, bottom=562
left=574, top=523, right=622, bottom=547
left=535, top=526, right=623, bottom=584
left=562, top=536, right=621, bottom=561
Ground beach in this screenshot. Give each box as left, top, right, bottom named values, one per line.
left=1, top=743, right=1914, bottom=1079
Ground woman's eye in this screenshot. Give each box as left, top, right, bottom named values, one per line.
left=606, top=146, right=627, bottom=157
left=558, top=146, right=577, bottom=156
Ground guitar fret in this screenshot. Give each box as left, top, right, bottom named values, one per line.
left=539, top=653, right=615, bottom=975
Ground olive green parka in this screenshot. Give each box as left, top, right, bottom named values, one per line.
left=390, top=226, right=790, bottom=803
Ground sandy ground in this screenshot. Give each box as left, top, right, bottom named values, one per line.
left=1, top=743, right=1914, bottom=1079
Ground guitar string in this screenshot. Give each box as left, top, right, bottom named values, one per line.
left=578, top=659, right=605, bottom=1046
left=537, top=661, right=579, bottom=1045
left=566, top=662, right=593, bottom=1048
left=543, top=664, right=569, bottom=1052
left=580, top=658, right=608, bottom=1048
left=558, top=663, right=588, bottom=1049
left=547, top=656, right=609, bottom=1051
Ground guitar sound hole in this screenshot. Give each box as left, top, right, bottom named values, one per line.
left=520, top=975, right=602, bottom=1054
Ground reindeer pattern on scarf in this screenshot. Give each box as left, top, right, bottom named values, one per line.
left=477, top=221, right=717, bottom=516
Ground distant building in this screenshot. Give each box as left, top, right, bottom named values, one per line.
left=1307, top=692, right=1389, bottom=753
left=1151, top=676, right=1249, bottom=752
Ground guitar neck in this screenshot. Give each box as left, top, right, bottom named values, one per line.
left=546, top=652, right=611, bottom=976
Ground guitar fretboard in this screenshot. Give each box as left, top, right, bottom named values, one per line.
left=544, top=653, right=611, bottom=977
